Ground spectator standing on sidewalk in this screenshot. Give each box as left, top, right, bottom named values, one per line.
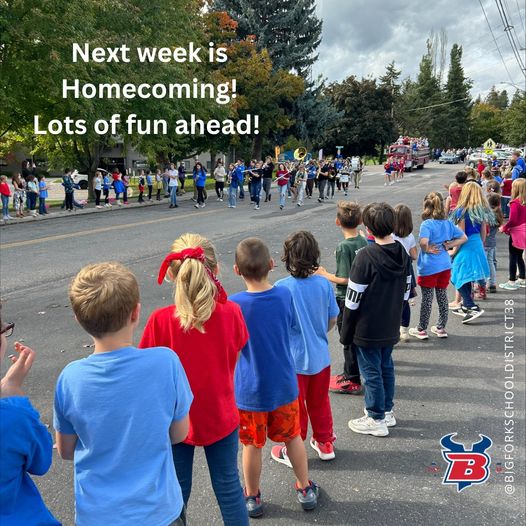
left=38, top=175, right=49, bottom=215
left=0, top=175, right=12, bottom=220
left=12, top=173, right=26, bottom=218
left=93, top=171, right=103, bottom=208
left=168, top=166, right=179, bottom=208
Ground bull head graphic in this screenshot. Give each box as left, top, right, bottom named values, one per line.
left=440, top=433, right=493, bottom=491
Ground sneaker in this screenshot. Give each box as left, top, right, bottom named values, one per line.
left=430, top=326, right=448, bottom=338
left=384, top=182, right=387, bottom=186
left=348, top=415, right=388, bottom=437
left=499, top=281, right=520, bottom=290
left=219, top=198, right=223, bottom=202
left=244, top=490, right=263, bottom=518
left=489, top=285, right=497, bottom=293
left=309, top=438, right=335, bottom=461
left=255, top=205, right=260, bottom=210
left=462, top=306, right=484, bottom=324
left=519, top=279, right=526, bottom=288
left=271, top=445, right=292, bottom=468
left=399, top=327, right=409, bottom=342
left=280, top=205, right=284, bottom=210
left=451, top=306, right=468, bottom=317
left=318, top=197, right=322, bottom=202
left=408, top=327, right=429, bottom=340
left=194, top=204, right=199, bottom=209
left=199, top=203, right=205, bottom=208
left=295, top=481, right=319, bottom=511
left=329, top=375, right=362, bottom=395
left=385, top=411, right=397, bottom=428
left=477, top=286, right=487, bottom=300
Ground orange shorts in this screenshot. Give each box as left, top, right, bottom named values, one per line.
left=239, top=399, right=301, bottom=448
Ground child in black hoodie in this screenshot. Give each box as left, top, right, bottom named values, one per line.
left=340, top=202, right=411, bottom=437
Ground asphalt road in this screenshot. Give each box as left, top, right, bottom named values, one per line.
left=1, top=163, right=524, bottom=526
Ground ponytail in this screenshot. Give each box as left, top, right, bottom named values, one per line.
left=422, top=192, right=445, bottom=220
left=159, top=233, right=222, bottom=333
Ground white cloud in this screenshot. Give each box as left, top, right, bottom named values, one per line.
left=312, top=0, right=525, bottom=97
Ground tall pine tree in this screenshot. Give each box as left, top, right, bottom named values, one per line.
left=213, top=0, right=322, bottom=77
left=442, top=44, right=472, bottom=147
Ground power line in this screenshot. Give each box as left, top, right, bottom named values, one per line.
left=477, top=0, right=517, bottom=84
left=495, top=0, right=526, bottom=75
left=403, top=97, right=471, bottom=113
left=513, top=0, right=526, bottom=37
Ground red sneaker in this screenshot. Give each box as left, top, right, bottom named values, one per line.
left=329, top=375, right=363, bottom=395
left=310, top=438, right=335, bottom=460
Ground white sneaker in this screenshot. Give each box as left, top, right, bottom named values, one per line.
left=518, top=279, right=526, bottom=288
left=399, top=327, right=409, bottom=342
left=384, top=411, right=397, bottom=428
left=384, top=182, right=387, bottom=186
left=348, top=415, right=388, bottom=437
left=255, top=205, right=260, bottom=210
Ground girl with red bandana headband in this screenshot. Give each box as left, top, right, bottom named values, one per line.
left=139, top=233, right=249, bottom=525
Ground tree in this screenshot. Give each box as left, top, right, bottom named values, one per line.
left=470, top=102, right=504, bottom=146
left=213, top=0, right=322, bottom=77
left=504, top=92, right=526, bottom=146
left=485, top=86, right=509, bottom=110
left=202, top=11, right=304, bottom=160
left=440, top=44, right=472, bottom=147
left=380, top=61, right=401, bottom=124
left=1, top=0, right=215, bottom=196
left=324, top=76, right=396, bottom=158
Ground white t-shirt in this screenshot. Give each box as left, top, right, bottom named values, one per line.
left=393, top=233, right=416, bottom=256
left=168, top=169, right=178, bottom=187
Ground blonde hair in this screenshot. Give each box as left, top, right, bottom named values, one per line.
left=422, top=192, right=445, bottom=220
left=511, top=179, right=526, bottom=205
left=69, top=262, right=139, bottom=338
left=455, top=182, right=495, bottom=225
left=168, top=233, right=218, bottom=333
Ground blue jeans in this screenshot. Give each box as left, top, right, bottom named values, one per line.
left=1, top=194, right=9, bottom=217
left=485, top=247, right=497, bottom=286
left=501, top=196, right=510, bottom=217
left=27, top=192, right=37, bottom=210
left=279, top=184, right=287, bottom=207
left=170, top=186, right=178, bottom=206
left=39, top=197, right=46, bottom=214
left=250, top=179, right=261, bottom=206
left=356, top=346, right=395, bottom=420
left=228, top=185, right=238, bottom=207
left=172, top=428, right=248, bottom=526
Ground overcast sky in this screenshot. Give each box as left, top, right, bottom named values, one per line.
left=312, top=0, right=526, bottom=98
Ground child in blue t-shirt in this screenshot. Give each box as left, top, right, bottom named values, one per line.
left=230, top=238, right=319, bottom=518
left=275, top=231, right=339, bottom=461
left=0, top=316, right=59, bottom=526
left=37, top=175, right=48, bottom=215
left=53, top=262, right=193, bottom=526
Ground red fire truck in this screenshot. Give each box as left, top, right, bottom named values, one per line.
left=387, top=142, right=430, bottom=171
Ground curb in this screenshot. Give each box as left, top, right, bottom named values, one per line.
left=0, top=195, right=188, bottom=226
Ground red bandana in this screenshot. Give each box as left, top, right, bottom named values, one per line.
left=157, top=247, right=227, bottom=304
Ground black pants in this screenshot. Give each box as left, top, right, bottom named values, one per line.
left=509, top=237, right=525, bottom=281
left=94, top=189, right=101, bottom=206
left=336, top=299, right=361, bottom=383
left=197, top=186, right=205, bottom=205
left=65, top=192, right=74, bottom=210
left=263, top=178, right=272, bottom=201
left=103, top=189, right=109, bottom=204
left=306, top=179, right=314, bottom=196
left=327, top=180, right=335, bottom=198
left=215, top=181, right=224, bottom=199
left=318, top=179, right=327, bottom=200
left=156, top=188, right=161, bottom=200
left=148, top=185, right=153, bottom=200
left=179, top=177, right=185, bottom=190
left=138, top=190, right=144, bottom=202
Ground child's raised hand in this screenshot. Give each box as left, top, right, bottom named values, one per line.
left=1, top=342, right=35, bottom=397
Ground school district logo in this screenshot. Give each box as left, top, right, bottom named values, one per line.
left=440, top=433, right=493, bottom=491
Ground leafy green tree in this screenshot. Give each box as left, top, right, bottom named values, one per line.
left=470, top=102, right=504, bottom=146
left=324, top=76, right=396, bottom=158
left=504, top=92, right=526, bottom=146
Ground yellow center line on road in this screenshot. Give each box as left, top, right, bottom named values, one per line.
left=0, top=209, right=218, bottom=250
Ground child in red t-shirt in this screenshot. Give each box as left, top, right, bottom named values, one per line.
left=139, top=233, right=249, bottom=526
left=0, top=175, right=12, bottom=220
left=501, top=170, right=513, bottom=218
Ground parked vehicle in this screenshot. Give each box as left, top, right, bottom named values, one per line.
left=439, top=152, right=460, bottom=164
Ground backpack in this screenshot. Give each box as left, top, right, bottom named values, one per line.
left=351, top=157, right=360, bottom=171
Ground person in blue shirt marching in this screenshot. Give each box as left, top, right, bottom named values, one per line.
left=193, top=162, right=207, bottom=209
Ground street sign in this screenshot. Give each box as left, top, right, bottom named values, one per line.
left=483, top=138, right=496, bottom=150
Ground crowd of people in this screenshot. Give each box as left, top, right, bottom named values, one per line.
left=0, top=156, right=368, bottom=222
left=1, top=146, right=525, bottom=524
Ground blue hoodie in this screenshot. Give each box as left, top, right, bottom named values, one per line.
left=0, top=397, right=60, bottom=525
left=193, top=167, right=207, bottom=188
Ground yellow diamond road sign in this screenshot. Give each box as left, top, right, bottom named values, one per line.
left=483, top=138, right=496, bottom=150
